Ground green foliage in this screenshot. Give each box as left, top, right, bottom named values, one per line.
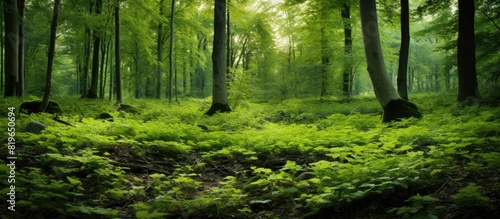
left=452, top=183, right=491, bottom=208
left=2, top=94, right=499, bottom=218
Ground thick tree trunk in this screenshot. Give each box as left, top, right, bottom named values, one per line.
left=115, top=2, right=122, bottom=104
left=457, top=0, right=480, bottom=102
left=87, top=0, right=102, bottom=99
left=17, top=0, right=25, bottom=97
left=397, top=0, right=410, bottom=100
left=3, top=0, right=19, bottom=97
left=169, top=0, right=175, bottom=104
left=341, top=3, right=352, bottom=97
left=1, top=10, right=4, bottom=95
left=40, top=0, right=60, bottom=112
left=359, top=0, right=421, bottom=122
left=81, top=1, right=93, bottom=97
left=206, top=0, right=231, bottom=115
left=226, top=0, right=232, bottom=87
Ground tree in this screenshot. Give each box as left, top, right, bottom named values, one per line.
left=168, top=0, right=175, bottom=104
left=40, top=0, right=61, bottom=112
left=87, top=0, right=103, bottom=98
left=457, top=0, right=480, bottom=101
left=359, top=0, right=421, bottom=122
left=115, top=0, right=122, bottom=104
left=341, top=2, right=353, bottom=97
left=205, top=0, right=231, bottom=115
left=17, top=0, right=25, bottom=97
left=396, top=0, right=409, bottom=100
left=156, top=0, right=165, bottom=99
left=3, top=0, right=19, bottom=97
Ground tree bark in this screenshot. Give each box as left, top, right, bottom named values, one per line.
left=359, top=0, right=422, bottom=122
left=1, top=10, right=4, bottom=95
left=40, top=0, right=61, bottom=112
left=457, top=0, right=480, bottom=102
left=206, top=0, right=231, bottom=115
left=319, top=9, right=329, bottom=98
left=168, top=0, right=175, bottom=104
left=135, top=41, right=141, bottom=98
left=115, top=1, right=122, bottom=104
left=17, top=0, right=25, bottom=97
left=87, top=0, right=102, bottom=98
left=397, top=0, right=410, bottom=100
left=3, top=0, right=19, bottom=97
left=341, top=3, right=352, bottom=98
left=156, top=0, right=165, bottom=99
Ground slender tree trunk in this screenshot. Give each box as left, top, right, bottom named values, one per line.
left=319, top=25, right=329, bottom=98
left=206, top=0, right=231, bottom=115
left=359, top=0, right=421, bottom=122
left=40, top=0, right=60, bottom=112
left=17, top=0, right=25, bottom=97
left=135, top=41, right=141, bottom=98
left=457, top=0, right=480, bottom=101
left=99, top=38, right=106, bottom=99
left=341, top=3, right=352, bottom=97
left=397, top=0, right=410, bottom=100
left=102, top=40, right=110, bottom=99
left=183, top=58, right=187, bottom=94
left=81, top=1, right=93, bottom=97
left=168, top=0, right=175, bottom=104
left=3, top=0, right=19, bottom=97
left=115, top=1, right=122, bottom=104
left=108, top=51, right=113, bottom=101
left=87, top=0, right=102, bottom=98
left=156, top=0, right=165, bottom=99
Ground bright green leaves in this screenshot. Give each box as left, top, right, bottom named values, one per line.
left=452, top=183, right=491, bottom=208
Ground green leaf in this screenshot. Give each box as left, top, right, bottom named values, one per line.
left=67, top=176, right=81, bottom=185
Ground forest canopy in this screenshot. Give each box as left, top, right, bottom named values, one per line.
left=1, top=0, right=498, bottom=101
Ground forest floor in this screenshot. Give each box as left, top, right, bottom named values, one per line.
left=1, top=93, right=500, bottom=219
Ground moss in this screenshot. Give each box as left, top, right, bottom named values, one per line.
left=20, top=100, right=62, bottom=114
left=382, top=99, right=422, bottom=122
left=118, top=104, right=140, bottom=114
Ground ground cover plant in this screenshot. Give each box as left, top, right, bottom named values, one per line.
left=1, top=93, right=499, bottom=218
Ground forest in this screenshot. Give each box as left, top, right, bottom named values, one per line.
left=1, top=0, right=499, bottom=218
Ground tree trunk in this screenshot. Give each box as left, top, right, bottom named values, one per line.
left=226, top=0, right=232, bottom=87
left=40, top=0, right=60, bottom=112
left=359, top=0, right=421, bottom=122
left=99, top=38, right=106, bottom=99
left=206, top=0, right=231, bottom=115
left=3, top=0, right=19, bottom=97
left=341, top=3, right=352, bottom=98
left=319, top=20, right=329, bottom=98
left=1, top=13, right=4, bottom=95
left=81, top=0, right=93, bottom=97
left=115, top=1, right=122, bottom=104
left=457, top=0, right=480, bottom=102
left=397, top=0, right=410, bottom=100
left=102, top=40, right=110, bottom=99
left=168, top=0, right=175, bottom=104
left=156, top=0, right=165, bottom=99
left=87, top=0, right=102, bottom=99
left=17, top=0, right=25, bottom=97
left=135, top=41, right=141, bottom=98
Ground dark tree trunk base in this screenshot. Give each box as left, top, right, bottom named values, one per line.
left=382, top=99, right=422, bottom=122
left=20, top=100, right=62, bottom=114
left=205, top=103, right=231, bottom=116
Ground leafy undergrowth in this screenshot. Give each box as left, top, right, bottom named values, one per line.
left=1, top=94, right=499, bottom=218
